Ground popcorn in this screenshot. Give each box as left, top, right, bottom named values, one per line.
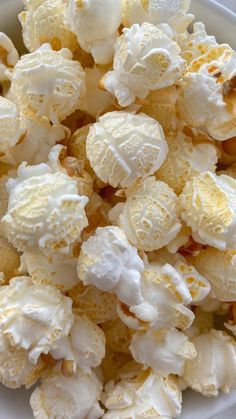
left=0, top=330, right=45, bottom=389
left=68, top=284, right=118, bottom=324
left=1, top=115, right=69, bottom=166
left=122, top=0, right=193, bottom=33
left=140, top=85, right=179, bottom=134
left=0, top=174, right=9, bottom=234
left=65, top=0, right=122, bottom=64
left=183, top=329, right=236, bottom=396
left=116, top=176, right=181, bottom=251
left=2, top=162, right=89, bottom=256
left=130, top=328, right=196, bottom=376
left=78, top=226, right=144, bottom=306
left=180, top=171, right=236, bottom=250
left=0, top=236, right=20, bottom=282
left=117, top=261, right=194, bottom=331
left=10, top=43, right=86, bottom=123
left=0, top=32, right=19, bottom=81
left=80, top=66, right=114, bottom=119
left=51, top=314, right=106, bottom=373
left=102, top=364, right=182, bottom=418
left=86, top=111, right=168, bottom=188
left=101, top=23, right=186, bottom=106
left=0, top=276, right=74, bottom=363
left=156, top=129, right=218, bottom=195
left=0, top=97, right=25, bottom=157
left=102, top=318, right=132, bottom=354
left=194, top=247, right=236, bottom=301
left=30, top=368, right=103, bottom=419
left=21, top=247, right=79, bottom=291
left=67, top=124, right=92, bottom=173
left=177, top=50, right=236, bottom=141
left=19, top=0, right=78, bottom=53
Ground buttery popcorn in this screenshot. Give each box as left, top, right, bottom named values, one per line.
left=1, top=0, right=236, bottom=416
left=101, top=22, right=186, bottom=106
left=86, top=111, right=168, bottom=188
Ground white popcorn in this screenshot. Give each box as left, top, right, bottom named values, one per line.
left=180, top=171, right=236, bottom=250
left=130, top=328, right=196, bottom=376
left=0, top=32, right=19, bottom=81
left=86, top=111, right=168, bottom=188
left=68, top=284, right=118, bottom=324
left=156, top=129, right=218, bottom=195
left=101, top=23, right=186, bottom=106
left=19, top=0, right=78, bottom=53
left=122, top=0, right=193, bottom=33
left=194, top=247, right=236, bottom=301
left=102, top=364, right=182, bottom=418
left=78, top=226, right=144, bottom=306
left=183, top=330, right=236, bottom=396
left=177, top=51, right=236, bottom=141
left=51, top=314, right=106, bottom=373
left=1, top=115, right=69, bottom=165
left=117, top=176, right=181, bottom=251
left=0, top=174, right=10, bottom=235
left=0, top=276, right=74, bottom=363
left=80, top=66, right=114, bottom=119
left=0, top=97, right=25, bottom=157
left=117, top=261, right=194, bottom=331
left=0, top=330, right=45, bottom=389
left=21, top=248, right=79, bottom=291
left=10, top=43, right=86, bottom=123
left=30, top=368, right=103, bottom=419
left=2, top=162, right=88, bottom=256
left=66, top=0, right=122, bottom=64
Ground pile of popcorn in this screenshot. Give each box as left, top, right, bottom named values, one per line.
left=1, top=0, right=236, bottom=417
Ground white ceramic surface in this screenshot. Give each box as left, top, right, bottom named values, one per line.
left=0, top=1, right=236, bottom=418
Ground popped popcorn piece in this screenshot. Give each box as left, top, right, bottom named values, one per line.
left=0, top=276, right=74, bottom=363
left=0, top=96, right=25, bottom=157
left=102, top=318, right=132, bottom=354
left=0, top=32, right=19, bottom=81
left=140, top=85, right=179, bottom=134
left=166, top=223, right=192, bottom=253
left=156, top=129, right=218, bottom=194
left=0, top=330, right=45, bottom=389
left=180, top=171, right=236, bottom=250
left=78, top=226, right=144, bottom=306
left=82, top=192, right=112, bottom=239
left=101, top=23, right=186, bottom=107
left=86, top=111, right=168, bottom=188
left=65, top=0, right=122, bottom=64
left=122, top=0, right=193, bottom=33
left=30, top=368, right=103, bottom=419
left=194, top=247, right=236, bottom=301
left=130, top=328, right=196, bottom=376
left=1, top=115, right=69, bottom=165
left=80, top=66, right=114, bottom=119
left=101, top=350, right=133, bottom=383
left=2, top=162, right=89, bottom=256
left=10, top=43, right=86, bottom=123
left=148, top=248, right=211, bottom=303
left=117, top=176, right=181, bottom=251
left=183, top=329, right=236, bottom=396
left=102, top=364, right=182, bottom=418
left=117, top=261, right=194, bottom=331
left=51, top=314, right=106, bottom=373
left=19, top=0, right=78, bottom=53
left=177, top=51, right=236, bottom=140
left=21, top=247, right=79, bottom=291
left=0, top=174, right=9, bottom=234
left=68, top=284, right=118, bottom=324
left=67, top=124, right=92, bottom=173
left=0, top=236, right=20, bottom=282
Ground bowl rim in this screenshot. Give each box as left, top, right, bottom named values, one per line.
left=194, top=0, right=236, bottom=23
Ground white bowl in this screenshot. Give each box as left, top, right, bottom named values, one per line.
left=0, top=1, right=236, bottom=418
